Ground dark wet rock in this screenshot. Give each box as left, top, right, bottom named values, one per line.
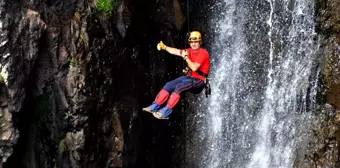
left=0, top=0, right=207, bottom=167
left=317, top=0, right=340, bottom=110
left=0, top=84, right=19, bottom=164
left=303, top=0, right=340, bottom=167
left=303, top=105, right=340, bottom=168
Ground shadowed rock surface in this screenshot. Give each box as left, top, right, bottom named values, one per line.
left=0, top=0, right=202, bottom=167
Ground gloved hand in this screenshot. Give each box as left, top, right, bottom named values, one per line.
left=157, top=41, right=167, bottom=51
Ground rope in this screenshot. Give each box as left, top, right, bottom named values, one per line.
left=182, top=0, right=190, bottom=166
left=184, top=0, right=190, bottom=49
left=186, top=0, right=190, bottom=34
left=184, top=0, right=190, bottom=62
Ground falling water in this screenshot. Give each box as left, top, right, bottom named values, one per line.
left=186, top=0, right=320, bottom=167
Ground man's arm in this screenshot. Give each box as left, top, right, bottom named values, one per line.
left=183, top=54, right=201, bottom=71
left=185, top=50, right=208, bottom=72
left=157, top=41, right=201, bottom=71
left=164, top=46, right=182, bottom=57
left=171, top=48, right=201, bottom=71
left=158, top=41, right=182, bottom=57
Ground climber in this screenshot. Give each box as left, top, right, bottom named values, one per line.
left=143, top=31, right=211, bottom=119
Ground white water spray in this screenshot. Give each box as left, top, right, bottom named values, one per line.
left=187, top=0, right=320, bottom=167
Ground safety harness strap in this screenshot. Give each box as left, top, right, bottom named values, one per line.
left=184, top=67, right=208, bottom=78
left=196, top=70, right=208, bottom=78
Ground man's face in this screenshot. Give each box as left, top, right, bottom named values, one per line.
left=189, top=41, right=201, bottom=50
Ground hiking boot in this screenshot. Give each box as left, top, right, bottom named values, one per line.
left=152, top=112, right=169, bottom=120
left=142, top=107, right=154, bottom=113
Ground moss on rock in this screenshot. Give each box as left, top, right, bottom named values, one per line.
left=97, top=0, right=117, bottom=16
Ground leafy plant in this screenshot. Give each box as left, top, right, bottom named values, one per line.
left=97, top=0, right=117, bottom=16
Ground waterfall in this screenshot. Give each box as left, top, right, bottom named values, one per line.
left=186, top=0, right=320, bottom=167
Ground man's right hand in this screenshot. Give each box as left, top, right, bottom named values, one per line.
left=157, top=41, right=167, bottom=51
left=181, top=50, right=188, bottom=57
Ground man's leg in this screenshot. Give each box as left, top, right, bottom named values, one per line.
left=143, top=76, right=187, bottom=113
left=155, top=76, right=195, bottom=118
left=186, top=78, right=205, bottom=94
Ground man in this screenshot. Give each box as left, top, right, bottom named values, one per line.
left=143, top=31, right=211, bottom=119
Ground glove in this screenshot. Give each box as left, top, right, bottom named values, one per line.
left=157, top=41, right=167, bottom=51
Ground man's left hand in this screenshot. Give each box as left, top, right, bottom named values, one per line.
left=157, top=41, right=167, bottom=51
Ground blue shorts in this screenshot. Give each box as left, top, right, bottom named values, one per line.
left=163, top=75, right=205, bottom=95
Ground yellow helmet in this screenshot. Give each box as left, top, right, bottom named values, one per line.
left=188, top=31, right=202, bottom=43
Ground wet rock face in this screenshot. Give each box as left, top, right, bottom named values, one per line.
left=317, top=0, right=340, bottom=110
left=302, top=105, right=340, bottom=168
left=303, top=0, right=340, bottom=167
left=0, top=1, right=46, bottom=164
left=0, top=0, right=205, bottom=167
left=0, top=83, right=18, bottom=165
left=316, top=0, right=340, bottom=35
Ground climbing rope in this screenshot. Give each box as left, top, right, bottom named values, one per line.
left=182, top=0, right=190, bottom=166
left=183, top=0, right=190, bottom=65
left=186, top=0, right=190, bottom=33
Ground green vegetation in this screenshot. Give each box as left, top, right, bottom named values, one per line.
left=70, top=56, right=77, bottom=67
left=80, top=31, right=89, bottom=48
left=59, top=139, right=67, bottom=153
left=65, top=111, right=72, bottom=118
left=97, top=0, right=117, bottom=16
left=0, top=74, right=4, bottom=84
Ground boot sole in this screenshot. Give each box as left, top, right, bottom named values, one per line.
left=152, top=113, right=169, bottom=120
left=142, top=108, right=154, bottom=114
